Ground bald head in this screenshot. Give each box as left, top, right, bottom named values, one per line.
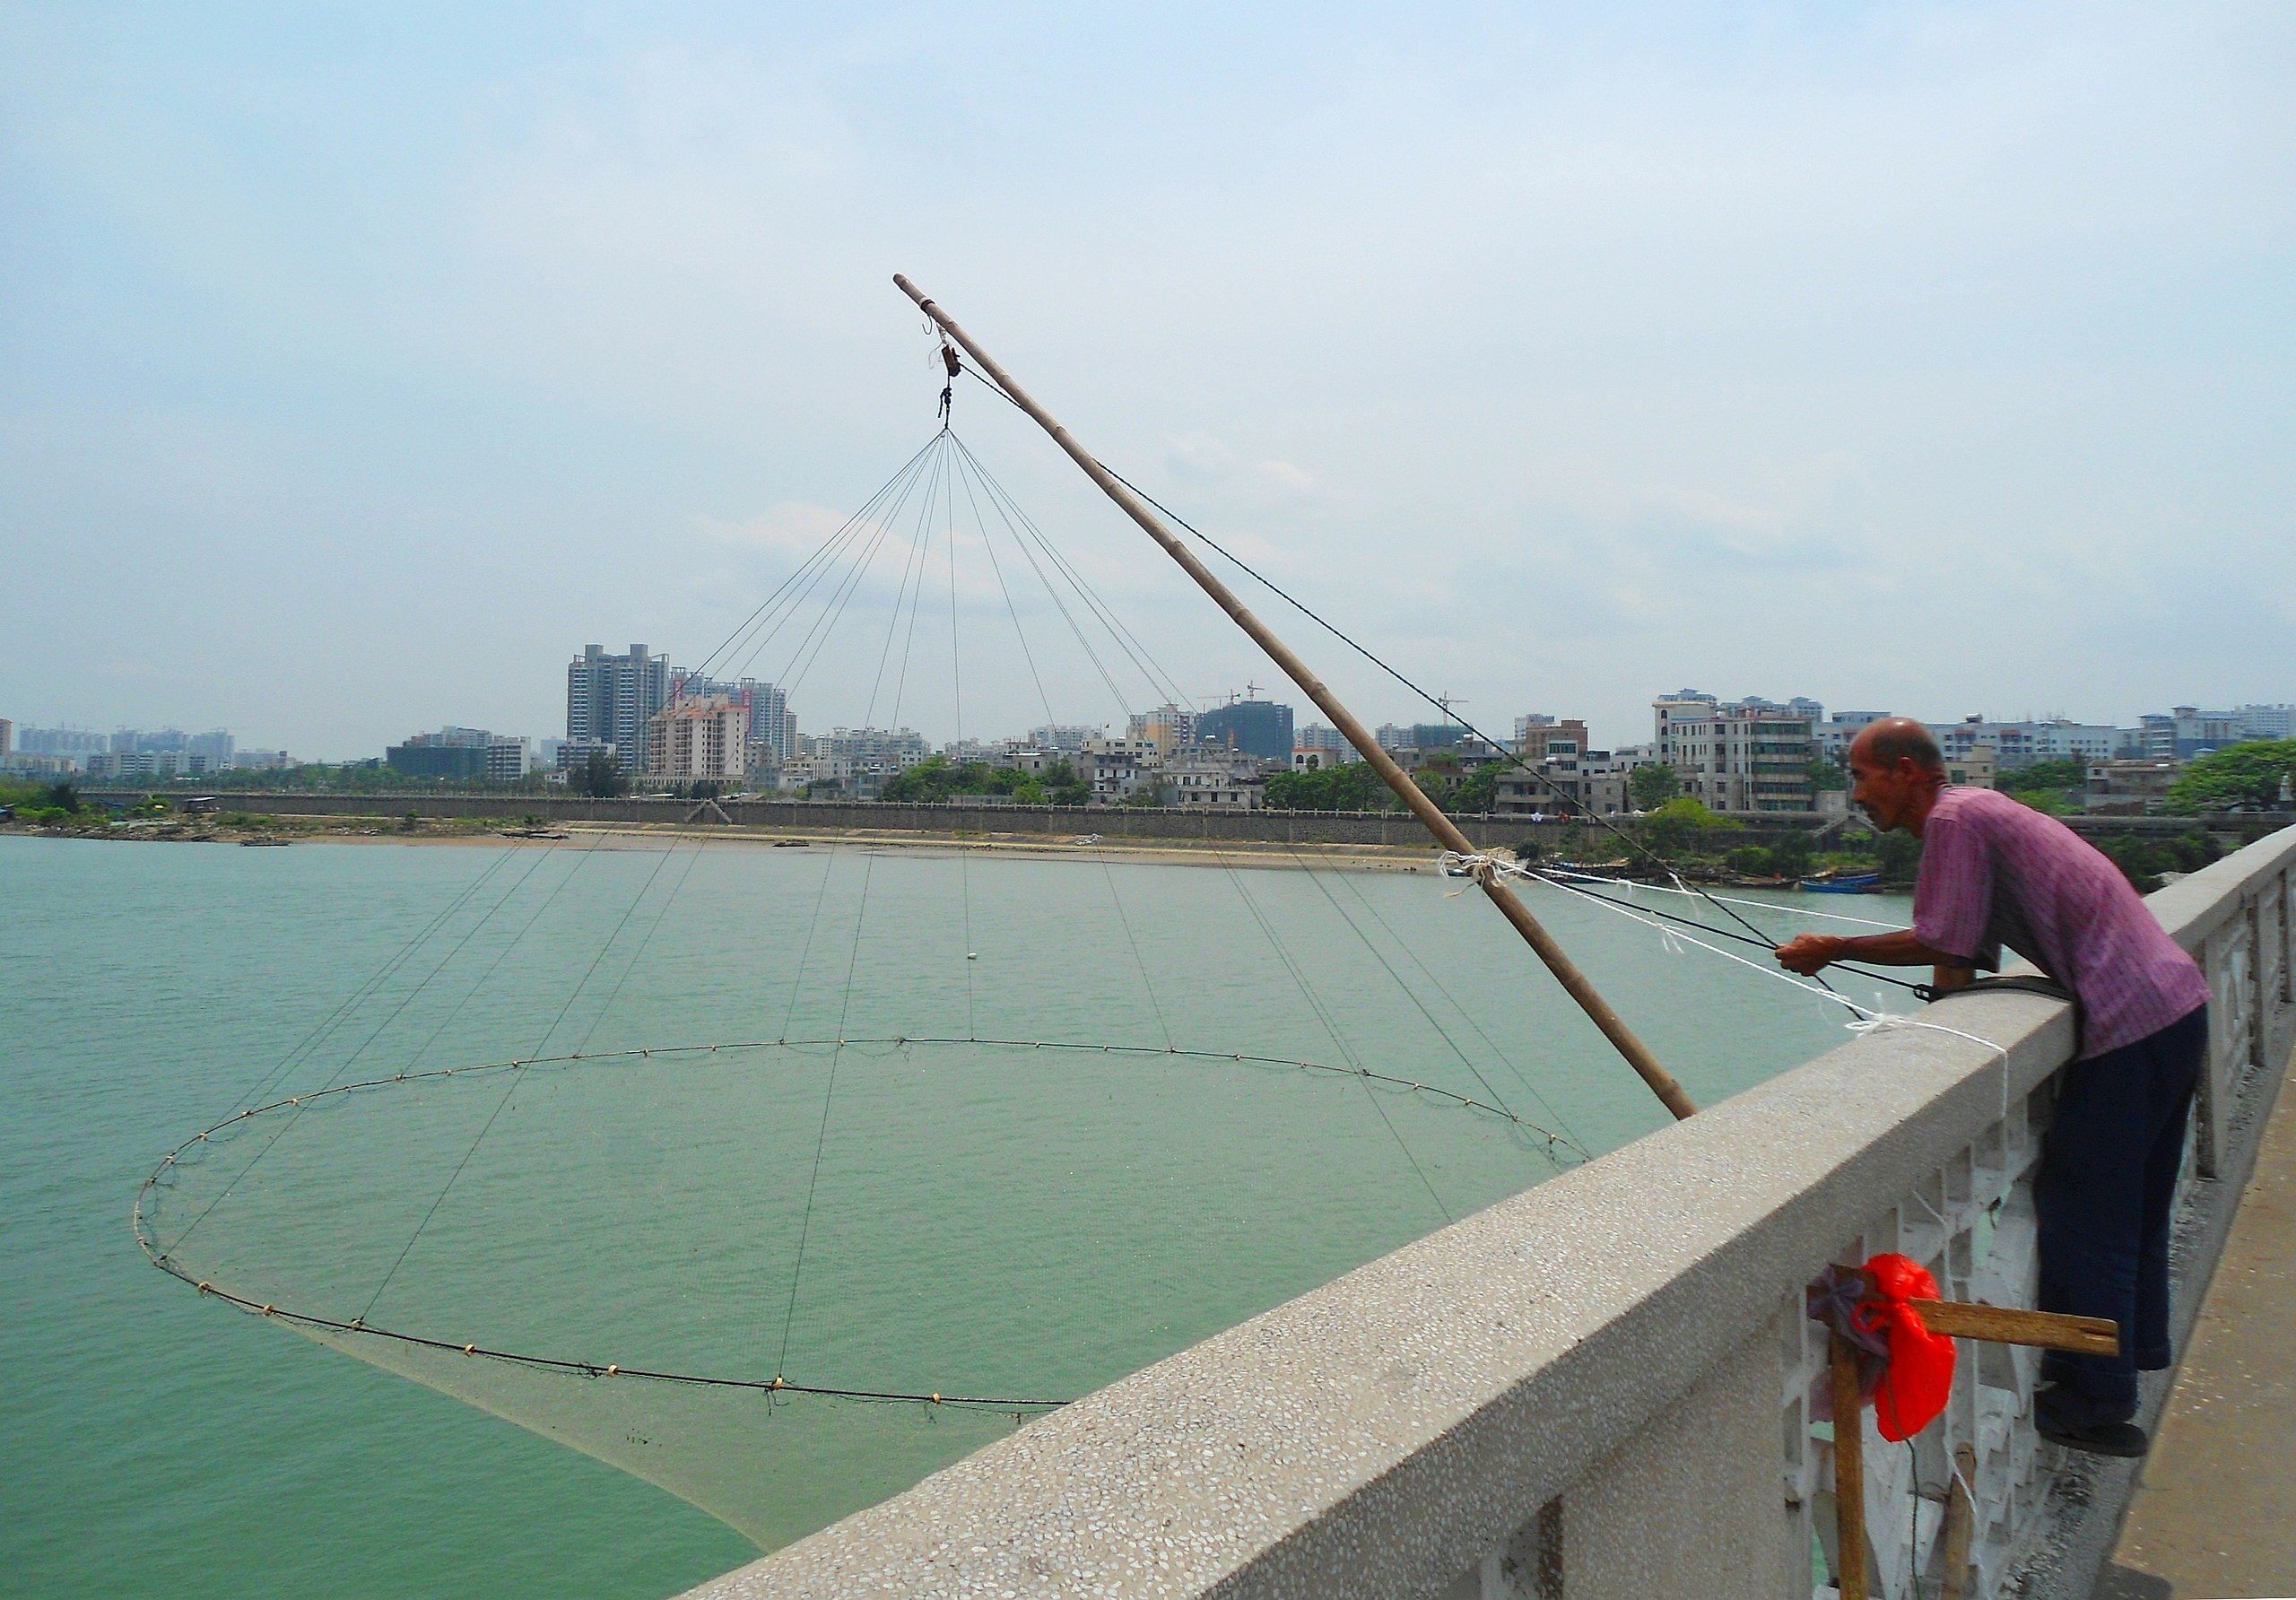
left=1849, top=717, right=1945, bottom=776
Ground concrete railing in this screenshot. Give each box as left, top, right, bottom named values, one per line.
left=683, top=823, right=2296, bottom=1600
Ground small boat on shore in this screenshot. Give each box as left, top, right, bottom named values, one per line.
left=1801, top=871, right=1881, bottom=893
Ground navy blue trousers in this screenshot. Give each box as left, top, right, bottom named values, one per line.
left=2033, top=1004, right=2208, bottom=1426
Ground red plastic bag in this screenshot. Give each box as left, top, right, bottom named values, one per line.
left=1855, top=1253, right=1956, bottom=1441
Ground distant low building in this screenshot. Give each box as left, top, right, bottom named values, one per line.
left=1509, top=716, right=1592, bottom=763
left=2085, top=759, right=2185, bottom=815
left=2137, top=705, right=2294, bottom=761
left=1496, top=748, right=1632, bottom=818
left=387, top=742, right=487, bottom=781
left=1157, top=750, right=1263, bottom=809
left=553, top=739, right=617, bottom=778
left=1079, top=736, right=1159, bottom=802
left=387, top=726, right=530, bottom=782
left=87, top=748, right=235, bottom=779
left=1944, top=746, right=1997, bottom=790
left=1653, top=691, right=1815, bottom=812
left=1930, top=717, right=2118, bottom=771
left=795, top=726, right=929, bottom=799
left=1815, top=712, right=1892, bottom=762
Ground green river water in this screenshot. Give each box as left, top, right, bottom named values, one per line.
left=0, top=832, right=1912, bottom=1597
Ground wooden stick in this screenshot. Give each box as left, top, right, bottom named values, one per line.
left=1909, top=1300, right=2119, bottom=1356
left=1940, top=1441, right=1977, bottom=1600
left=892, top=274, right=1696, bottom=1120
left=1831, top=1330, right=1868, bottom=1600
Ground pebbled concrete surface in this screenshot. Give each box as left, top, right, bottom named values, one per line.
left=2102, top=1045, right=2296, bottom=1599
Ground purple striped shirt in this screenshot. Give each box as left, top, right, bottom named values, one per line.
left=1912, top=787, right=2208, bottom=1058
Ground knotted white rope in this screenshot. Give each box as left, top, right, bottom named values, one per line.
left=1438, top=852, right=2020, bottom=1120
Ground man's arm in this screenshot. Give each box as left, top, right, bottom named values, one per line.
left=1776, top=930, right=1977, bottom=991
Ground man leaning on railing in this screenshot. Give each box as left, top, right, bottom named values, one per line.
left=1774, top=717, right=2210, bottom=1458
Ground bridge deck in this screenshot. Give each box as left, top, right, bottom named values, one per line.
left=2103, top=1041, right=2296, bottom=1598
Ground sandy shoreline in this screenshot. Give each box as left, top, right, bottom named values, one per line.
left=3, top=819, right=1464, bottom=875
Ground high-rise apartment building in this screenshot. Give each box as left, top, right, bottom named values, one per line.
left=1126, top=704, right=1195, bottom=759
left=569, top=645, right=674, bottom=774
left=1191, top=698, right=1294, bottom=761
left=671, top=673, right=796, bottom=762
left=15, top=726, right=108, bottom=765
left=647, top=697, right=752, bottom=781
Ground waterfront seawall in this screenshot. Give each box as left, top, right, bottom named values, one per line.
left=74, top=788, right=2275, bottom=853
left=674, top=824, right=2296, bottom=1600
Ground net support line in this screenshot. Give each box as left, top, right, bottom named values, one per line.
left=896, top=273, right=1697, bottom=1122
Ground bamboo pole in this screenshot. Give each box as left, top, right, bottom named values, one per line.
left=893, top=274, right=1695, bottom=1121
left=1831, top=1330, right=1869, bottom=1600
left=1940, top=1441, right=1977, bottom=1600
left=1909, top=1300, right=2118, bottom=1356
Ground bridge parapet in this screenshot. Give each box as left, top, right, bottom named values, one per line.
left=683, top=827, right=2296, bottom=1600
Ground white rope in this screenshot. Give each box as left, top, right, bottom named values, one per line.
left=1439, top=852, right=2019, bottom=1118
left=1611, top=876, right=1904, bottom=930
left=1470, top=853, right=1908, bottom=930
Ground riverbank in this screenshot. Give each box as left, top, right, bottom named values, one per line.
left=0, top=813, right=1461, bottom=874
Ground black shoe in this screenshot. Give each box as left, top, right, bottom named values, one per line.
left=2037, top=1415, right=2149, bottom=1457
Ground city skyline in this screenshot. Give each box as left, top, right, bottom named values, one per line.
left=10, top=685, right=2295, bottom=774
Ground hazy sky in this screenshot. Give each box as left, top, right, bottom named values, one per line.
left=4, top=4, right=2291, bottom=757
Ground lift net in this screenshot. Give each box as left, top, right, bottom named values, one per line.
left=135, top=407, right=1609, bottom=1551
left=137, top=847, right=1580, bottom=1547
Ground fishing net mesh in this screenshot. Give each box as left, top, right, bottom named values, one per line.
left=142, top=1027, right=1561, bottom=1547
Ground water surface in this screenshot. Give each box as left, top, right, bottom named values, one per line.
left=0, top=834, right=1910, bottom=1596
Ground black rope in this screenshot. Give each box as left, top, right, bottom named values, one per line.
left=952, top=360, right=1853, bottom=993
